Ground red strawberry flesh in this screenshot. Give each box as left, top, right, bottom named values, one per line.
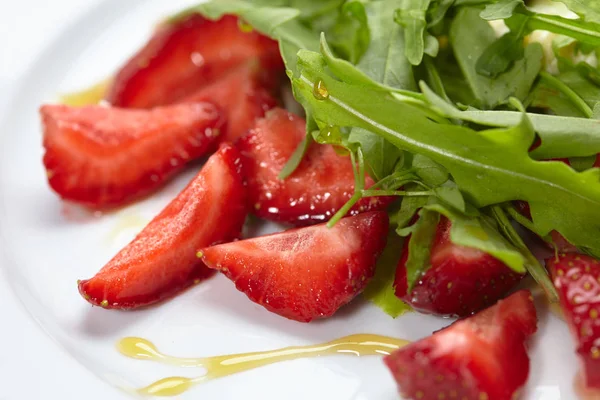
left=385, top=290, right=538, bottom=400
left=394, top=215, right=523, bottom=316
left=547, top=253, right=600, bottom=389
left=237, top=108, right=393, bottom=226
left=78, top=144, right=247, bottom=309
left=41, top=102, right=225, bottom=208
left=182, top=61, right=278, bottom=143
left=107, top=14, right=283, bottom=108
left=200, top=211, right=389, bottom=322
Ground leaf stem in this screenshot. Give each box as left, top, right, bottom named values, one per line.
left=539, top=71, right=593, bottom=118
left=524, top=12, right=600, bottom=47
left=361, top=190, right=432, bottom=197
left=327, top=193, right=362, bottom=228
left=490, top=205, right=558, bottom=302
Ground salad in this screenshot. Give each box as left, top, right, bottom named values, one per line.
left=40, top=0, right=600, bottom=399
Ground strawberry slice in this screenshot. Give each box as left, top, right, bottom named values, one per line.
left=182, top=62, right=278, bottom=143
left=78, top=144, right=247, bottom=309
left=547, top=253, right=600, bottom=389
left=41, top=102, right=225, bottom=208
left=200, top=211, right=389, bottom=322
left=107, top=14, right=283, bottom=108
left=394, top=215, right=523, bottom=316
left=385, top=290, right=538, bottom=400
left=237, top=108, right=392, bottom=226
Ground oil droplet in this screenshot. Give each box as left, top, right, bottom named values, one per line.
left=313, top=79, right=329, bottom=100
left=60, top=79, right=110, bottom=106
left=141, top=376, right=198, bottom=397
left=237, top=18, right=253, bottom=33
left=117, top=337, right=164, bottom=361
left=315, top=125, right=342, bottom=145
left=118, top=334, right=410, bottom=397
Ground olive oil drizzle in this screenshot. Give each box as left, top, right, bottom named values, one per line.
left=117, top=334, right=410, bottom=397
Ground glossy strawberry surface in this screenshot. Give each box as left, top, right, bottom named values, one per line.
left=201, top=211, right=389, bottom=322
left=548, top=253, right=600, bottom=389
left=107, top=14, right=283, bottom=108
left=78, top=144, right=247, bottom=308
left=395, top=216, right=523, bottom=316
left=385, top=290, right=538, bottom=400
left=42, top=102, right=224, bottom=208
left=237, top=108, right=392, bottom=225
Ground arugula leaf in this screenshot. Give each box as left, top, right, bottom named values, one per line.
left=180, top=1, right=299, bottom=34
left=349, top=128, right=403, bottom=181
left=475, top=17, right=528, bottom=78
left=569, top=155, right=598, bottom=171
left=427, top=0, right=455, bottom=28
left=513, top=10, right=600, bottom=47
left=358, top=0, right=417, bottom=90
left=421, top=83, right=600, bottom=159
left=554, top=0, right=600, bottom=24
left=398, top=208, right=440, bottom=290
left=363, top=232, right=412, bottom=317
left=489, top=204, right=558, bottom=300
left=450, top=8, right=543, bottom=108
left=394, top=0, right=432, bottom=66
left=293, top=50, right=600, bottom=255
left=480, top=0, right=523, bottom=20
left=390, top=184, right=430, bottom=229
left=324, top=1, right=370, bottom=64
left=411, top=154, right=449, bottom=186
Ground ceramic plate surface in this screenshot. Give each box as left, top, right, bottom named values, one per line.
left=0, top=1, right=575, bottom=399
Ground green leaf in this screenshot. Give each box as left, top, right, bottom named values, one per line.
left=363, top=232, right=412, bottom=318
left=399, top=208, right=440, bottom=290
left=554, top=0, right=600, bottom=24
left=390, top=184, right=430, bottom=229
left=357, top=0, right=418, bottom=90
left=569, top=155, right=598, bottom=171
left=180, top=1, right=300, bottom=34
left=427, top=0, right=455, bottom=28
left=278, top=124, right=315, bottom=179
left=450, top=8, right=543, bottom=108
left=538, top=70, right=594, bottom=117
left=349, top=128, right=403, bottom=181
left=489, top=205, right=558, bottom=300
left=475, top=16, right=528, bottom=78
left=433, top=184, right=467, bottom=212
left=292, top=51, right=600, bottom=255
left=394, top=0, right=432, bottom=66
left=421, top=83, right=600, bottom=159
left=519, top=10, right=600, bottom=47
left=411, top=154, right=449, bottom=186
left=480, top=0, right=523, bottom=20
left=324, top=1, right=370, bottom=64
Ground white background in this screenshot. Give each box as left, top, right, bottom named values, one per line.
left=0, top=3, right=123, bottom=399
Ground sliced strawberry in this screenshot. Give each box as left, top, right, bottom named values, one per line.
left=547, top=253, right=600, bottom=389
left=394, top=215, right=523, bottom=317
left=385, top=290, right=537, bottom=400
left=200, top=211, right=389, bottom=322
left=107, top=14, right=283, bottom=108
left=237, top=108, right=392, bottom=226
left=41, top=102, right=224, bottom=208
left=78, top=144, right=247, bottom=309
left=182, top=62, right=278, bottom=143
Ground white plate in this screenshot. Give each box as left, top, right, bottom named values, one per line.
left=0, top=1, right=576, bottom=399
